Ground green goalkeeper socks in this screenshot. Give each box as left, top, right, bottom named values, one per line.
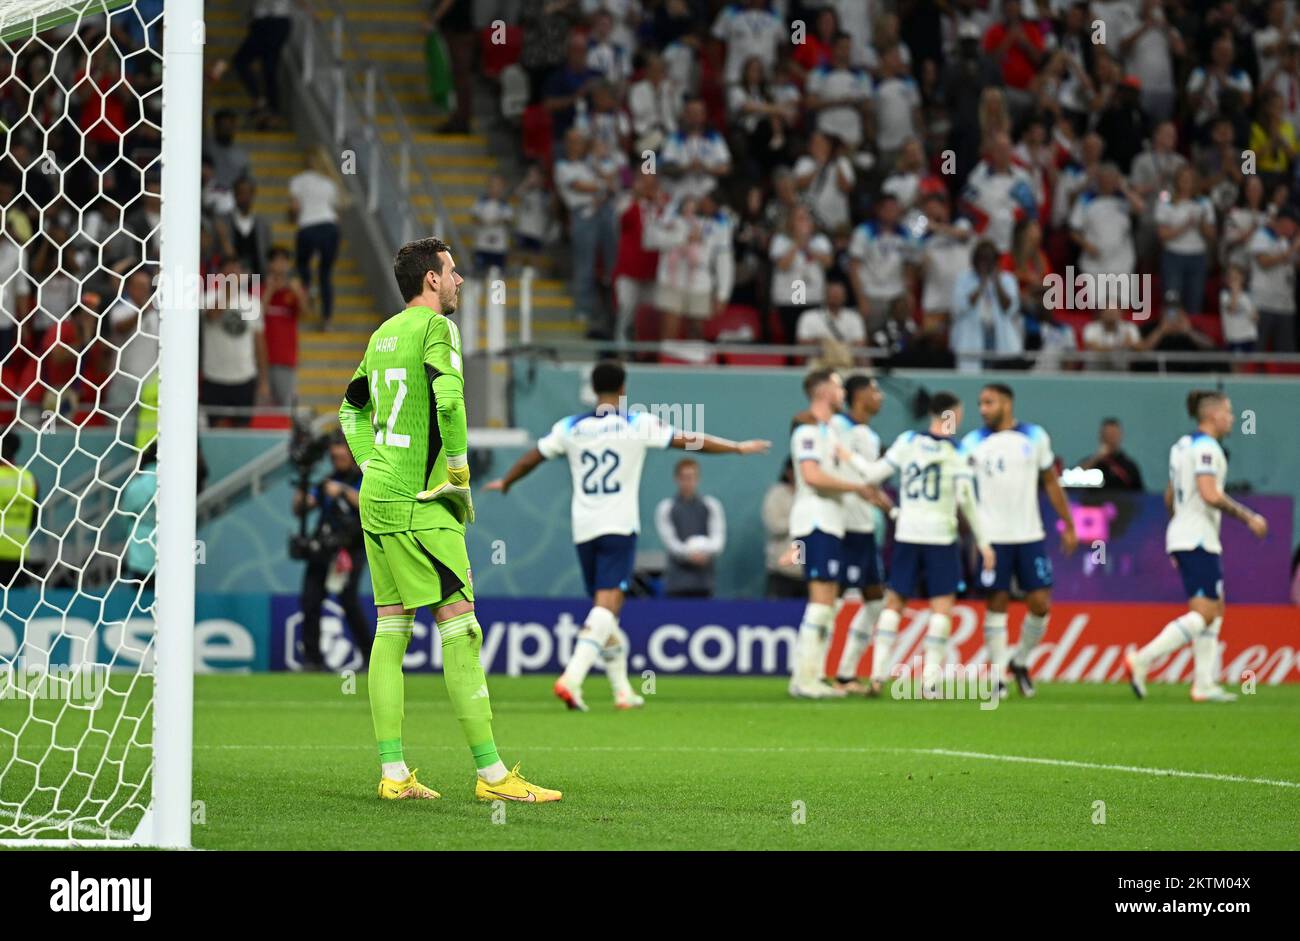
left=370, top=614, right=414, bottom=766
left=437, top=611, right=501, bottom=771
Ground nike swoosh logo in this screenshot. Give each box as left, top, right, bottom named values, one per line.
left=485, top=789, right=536, bottom=803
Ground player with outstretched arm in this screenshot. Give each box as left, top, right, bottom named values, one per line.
left=1125, top=390, right=1268, bottom=703
left=338, top=237, right=561, bottom=803
left=961, top=383, right=1078, bottom=698
left=487, top=360, right=770, bottom=712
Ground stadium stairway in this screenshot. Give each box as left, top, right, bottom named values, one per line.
left=330, top=0, right=583, bottom=348
left=204, top=2, right=385, bottom=418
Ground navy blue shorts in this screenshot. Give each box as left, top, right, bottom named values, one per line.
left=987, top=540, right=1053, bottom=593
left=840, top=530, right=883, bottom=590
left=1172, top=548, right=1223, bottom=600
left=515, top=234, right=543, bottom=252
left=798, top=529, right=843, bottom=583
left=575, top=533, right=637, bottom=596
left=889, top=541, right=962, bottom=599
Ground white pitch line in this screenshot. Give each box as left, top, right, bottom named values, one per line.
left=914, top=748, right=1300, bottom=790
left=175, top=742, right=1300, bottom=790
left=0, top=807, right=135, bottom=841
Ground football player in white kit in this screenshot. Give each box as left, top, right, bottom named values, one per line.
left=844, top=392, right=995, bottom=695
left=487, top=361, right=770, bottom=711
left=1125, top=390, right=1268, bottom=703
left=828, top=375, right=895, bottom=694
left=961, top=384, right=1078, bottom=698
left=786, top=369, right=880, bottom=699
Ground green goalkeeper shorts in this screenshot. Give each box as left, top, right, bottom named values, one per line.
left=363, top=528, right=475, bottom=610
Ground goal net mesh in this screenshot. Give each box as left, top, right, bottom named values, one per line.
left=0, top=0, right=165, bottom=843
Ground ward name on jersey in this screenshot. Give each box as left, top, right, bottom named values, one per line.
left=1167, top=432, right=1228, bottom=554
left=961, top=422, right=1055, bottom=544
left=338, top=306, right=465, bottom=535
left=880, top=430, right=972, bottom=545
left=830, top=412, right=881, bottom=534
left=537, top=407, right=675, bottom=544
left=789, top=420, right=848, bottom=539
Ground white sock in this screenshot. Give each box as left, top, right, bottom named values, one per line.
left=477, top=760, right=508, bottom=783
left=1193, top=616, right=1223, bottom=691
left=601, top=625, right=633, bottom=697
left=795, top=602, right=834, bottom=685
left=382, top=761, right=411, bottom=781
left=837, top=599, right=881, bottom=680
left=560, top=605, right=617, bottom=690
left=923, top=612, right=952, bottom=688
left=1012, top=611, right=1048, bottom=667
left=871, top=607, right=902, bottom=681
left=1135, top=610, right=1206, bottom=667
left=983, top=610, right=1009, bottom=683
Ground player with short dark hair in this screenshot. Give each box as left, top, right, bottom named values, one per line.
left=339, top=237, right=561, bottom=803
left=841, top=391, right=994, bottom=695
left=1126, top=390, right=1269, bottom=703
left=961, top=383, right=1078, bottom=698
left=488, top=360, right=770, bottom=711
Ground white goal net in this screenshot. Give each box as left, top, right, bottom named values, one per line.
left=0, top=0, right=199, bottom=847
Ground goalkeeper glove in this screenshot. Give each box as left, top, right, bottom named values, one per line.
left=445, top=454, right=470, bottom=489
left=417, top=481, right=475, bottom=524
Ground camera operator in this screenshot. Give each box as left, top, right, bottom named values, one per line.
left=292, top=429, right=370, bottom=670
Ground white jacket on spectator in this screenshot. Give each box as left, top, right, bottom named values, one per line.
left=650, top=206, right=734, bottom=302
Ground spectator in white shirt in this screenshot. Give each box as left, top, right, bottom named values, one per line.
left=200, top=257, right=268, bottom=427
left=871, top=45, right=922, bottom=170
left=769, top=205, right=833, bottom=343
left=1069, top=162, right=1144, bottom=279
left=796, top=281, right=866, bottom=348
left=472, top=174, right=514, bottom=275
left=660, top=98, right=732, bottom=199
left=288, top=150, right=341, bottom=327
left=1118, top=0, right=1183, bottom=123
left=1248, top=205, right=1300, bottom=352
left=1221, top=176, right=1268, bottom=272
left=847, top=193, right=915, bottom=331
left=585, top=10, right=632, bottom=88
left=1219, top=262, right=1259, bottom=353
left=627, top=51, right=682, bottom=155
left=1129, top=121, right=1188, bottom=267
left=711, top=0, right=785, bottom=84
left=1262, top=33, right=1300, bottom=130
left=1255, top=0, right=1293, bottom=94
left=555, top=128, right=618, bottom=337
left=950, top=238, right=1022, bottom=371
left=0, top=227, right=30, bottom=356
left=1155, top=165, right=1215, bottom=315
left=960, top=132, right=1038, bottom=253
left=916, top=191, right=973, bottom=324
left=805, top=32, right=874, bottom=153
left=106, top=268, right=160, bottom=429
left=791, top=130, right=855, bottom=234
left=1082, top=305, right=1143, bottom=370
left=654, top=193, right=734, bottom=340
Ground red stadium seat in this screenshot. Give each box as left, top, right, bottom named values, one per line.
left=479, top=25, right=522, bottom=80
left=521, top=104, right=553, bottom=167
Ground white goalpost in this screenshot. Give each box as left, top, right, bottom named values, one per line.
left=0, top=0, right=200, bottom=847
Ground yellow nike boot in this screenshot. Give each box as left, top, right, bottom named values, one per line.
left=475, top=763, right=562, bottom=803
left=378, top=770, right=441, bottom=800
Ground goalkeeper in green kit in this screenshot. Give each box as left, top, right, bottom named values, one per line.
left=338, top=237, right=560, bottom=803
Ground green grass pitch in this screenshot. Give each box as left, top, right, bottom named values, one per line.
left=5, top=675, right=1300, bottom=849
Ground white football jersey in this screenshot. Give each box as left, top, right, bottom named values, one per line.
left=1166, top=432, right=1227, bottom=554
left=830, top=413, right=881, bottom=534
left=537, top=407, right=674, bottom=544
left=961, top=422, right=1055, bottom=544
left=881, top=431, right=972, bottom=545
left=789, top=421, right=848, bottom=539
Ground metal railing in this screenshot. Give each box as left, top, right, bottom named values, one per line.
left=497, top=340, right=1300, bottom=373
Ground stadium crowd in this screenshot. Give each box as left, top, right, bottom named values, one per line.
left=464, top=0, right=1300, bottom=370
left=0, top=2, right=329, bottom=430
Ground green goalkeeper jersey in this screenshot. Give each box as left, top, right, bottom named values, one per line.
left=338, top=305, right=468, bottom=535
